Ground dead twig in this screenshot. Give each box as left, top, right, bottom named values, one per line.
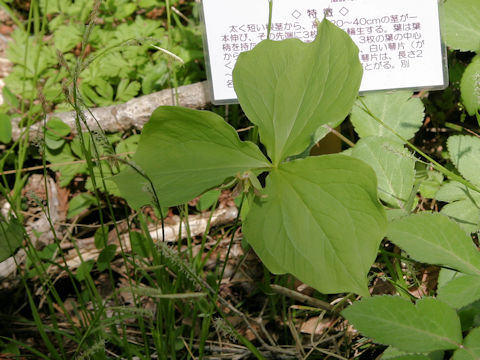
left=11, top=81, right=211, bottom=142
left=270, top=284, right=335, bottom=312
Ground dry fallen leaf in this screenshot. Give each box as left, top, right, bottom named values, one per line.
left=299, top=316, right=333, bottom=336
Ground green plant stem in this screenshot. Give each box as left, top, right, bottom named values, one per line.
left=68, top=6, right=153, bottom=355
left=0, top=1, right=25, bottom=30
left=323, top=124, right=355, bottom=148
left=11, top=0, right=48, bottom=213
left=0, top=337, right=51, bottom=360
left=165, top=0, right=180, bottom=105
left=182, top=204, right=194, bottom=260
left=267, top=0, right=273, bottom=40
left=25, top=279, right=62, bottom=359
left=269, top=284, right=334, bottom=312
left=216, top=193, right=245, bottom=290
left=198, top=197, right=219, bottom=262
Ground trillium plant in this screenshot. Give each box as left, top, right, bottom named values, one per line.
left=113, top=20, right=387, bottom=296
left=114, top=11, right=480, bottom=358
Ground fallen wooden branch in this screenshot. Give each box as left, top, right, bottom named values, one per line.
left=11, top=81, right=211, bottom=142
left=58, top=206, right=238, bottom=272
left=0, top=250, right=25, bottom=286
left=0, top=206, right=238, bottom=280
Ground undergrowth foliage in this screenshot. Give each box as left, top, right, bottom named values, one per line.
left=0, top=0, right=203, bottom=119
left=2, top=0, right=480, bottom=358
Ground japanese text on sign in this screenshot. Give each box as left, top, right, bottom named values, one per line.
left=201, top=0, right=446, bottom=104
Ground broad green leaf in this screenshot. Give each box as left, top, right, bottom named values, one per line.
left=438, top=268, right=461, bottom=288
left=97, top=244, right=117, bottom=272
left=45, top=136, right=65, bottom=150
left=436, top=181, right=480, bottom=234
left=67, top=193, right=97, bottom=219
left=418, top=168, right=444, bottom=199
left=0, top=220, right=24, bottom=262
left=342, top=296, right=462, bottom=353
left=37, top=244, right=58, bottom=260
left=58, top=162, right=88, bottom=187
left=427, top=351, right=445, bottom=360
left=71, top=133, right=94, bottom=159
left=243, top=155, right=386, bottom=296
left=312, top=126, right=332, bottom=146
left=80, top=83, right=100, bottom=107
left=386, top=209, right=410, bottom=222
left=2, top=86, right=19, bottom=109
left=233, top=20, right=362, bottom=165
left=113, top=106, right=271, bottom=209
left=130, top=232, right=150, bottom=258
left=436, top=181, right=480, bottom=203
left=45, top=145, right=87, bottom=187
left=387, top=213, right=480, bottom=276
left=442, top=0, right=480, bottom=52
left=452, top=327, right=480, bottom=360
left=441, top=199, right=480, bottom=235
left=460, top=57, right=480, bottom=116
left=381, top=347, right=443, bottom=360
left=300, top=119, right=344, bottom=158
left=448, top=136, right=480, bottom=187
left=94, top=79, right=114, bottom=105
left=458, top=301, right=480, bottom=331
left=46, top=117, right=71, bottom=138
left=45, top=117, right=70, bottom=149
left=141, top=62, right=169, bottom=94
left=351, top=92, right=424, bottom=142
left=94, top=226, right=109, bottom=249
left=76, top=260, right=94, bottom=281
left=383, top=353, right=429, bottom=360
left=65, top=0, right=93, bottom=21
left=96, top=52, right=131, bottom=79
left=115, top=79, right=141, bottom=102
left=437, top=275, right=480, bottom=309
left=25, top=244, right=60, bottom=278
left=115, top=134, right=140, bottom=156
left=0, top=113, right=12, bottom=143
left=85, top=161, right=121, bottom=197
left=115, top=3, right=137, bottom=19
left=7, top=29, right=57, bottom=75
left=197, top=189, right=221, bottom=211
left=39, top=0, right=72, bottom=14
left=53, top=24, right=83, bottom=52
left=139, top=0, right=159, bottom=7
left=351, top=137, right=415, bottom=208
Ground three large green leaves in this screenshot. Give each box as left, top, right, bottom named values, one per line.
left=114, top=20, right=387, bottom=295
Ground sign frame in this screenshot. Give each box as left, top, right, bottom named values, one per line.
left=200, top=0, right=448, bottom=105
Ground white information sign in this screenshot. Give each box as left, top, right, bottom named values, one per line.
left=201, top=0, right=447, bottom=104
